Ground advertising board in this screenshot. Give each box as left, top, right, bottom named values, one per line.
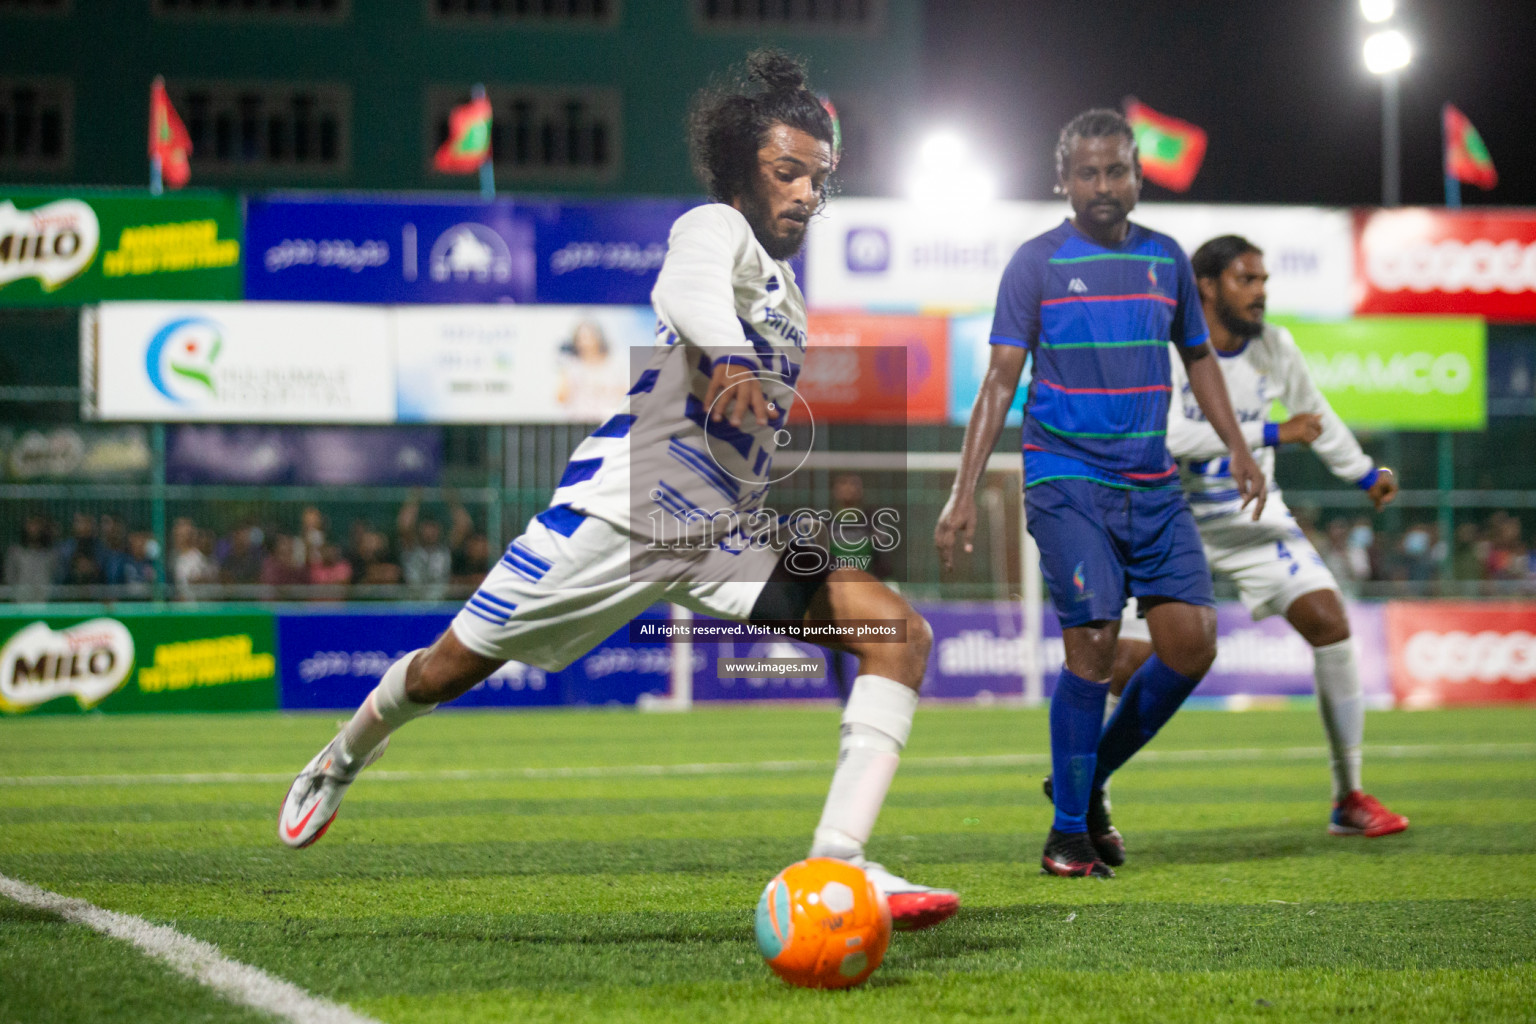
left=801, top=313, right=947, bottom=424
left=0, top=190, right=242, bottom=306
left=0, top=612, right=277, bottom=715
left=244, top=197, right=536, bottom=304
left=1356, top=208, right=1536, bottom=321
left=1386, top=601, right=1536, bottom=707
left=89, top=301, right=396, bottom=423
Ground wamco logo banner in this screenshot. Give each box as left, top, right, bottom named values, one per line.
left=0, top=619, right=134, bottom=713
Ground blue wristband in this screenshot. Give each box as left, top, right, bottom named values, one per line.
left=1263, top=422, right=1280, bottom=447
left=1356, top=468, right=1380, bottom=490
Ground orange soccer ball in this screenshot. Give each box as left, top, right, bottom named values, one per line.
left=754, top=857, right=892, bottom=989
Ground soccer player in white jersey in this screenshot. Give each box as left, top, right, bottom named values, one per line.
left=277, top=51, right=959, bottom=930
left=1114, top=234, right=1409, bottom=840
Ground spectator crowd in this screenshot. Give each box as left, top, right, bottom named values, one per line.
left=3, top=495, right=493, bottom=603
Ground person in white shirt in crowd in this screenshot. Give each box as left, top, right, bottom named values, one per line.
left=1113, top=234, right=1410, bottom=839
left=279, top=50, right=958, bottom=931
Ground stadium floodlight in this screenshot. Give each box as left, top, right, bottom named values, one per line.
left=1359, top=0, right=1395, bottom=24
left=907, top=130, right=997, bottom=206
left=1363, top=29, right=1412, bottom=74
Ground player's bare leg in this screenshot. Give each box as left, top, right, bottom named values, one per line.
left=1285, top=589, right=1408, bottom=837
left=800, top=568, right=958, bottom=930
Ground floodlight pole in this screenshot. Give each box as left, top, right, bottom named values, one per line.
left=1381, top=72, right=1401, bottom=207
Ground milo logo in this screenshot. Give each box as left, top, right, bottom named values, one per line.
left=0, top=198, right=101, bottom=292
left=0, top=619, right=134, bottom=713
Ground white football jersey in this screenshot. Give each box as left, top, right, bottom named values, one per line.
left=1168, top=323, right=1376, bottom=527
left=549, top=203, right=807, bottom=543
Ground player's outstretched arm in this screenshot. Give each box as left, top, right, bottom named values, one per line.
left=1180, top=343, right=1267, bottom=519
left=704, top=359, right=772, bottom=428
left=936, top=345, right=1027, bottom=570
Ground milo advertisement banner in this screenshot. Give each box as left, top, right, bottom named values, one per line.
left=0, top=612, right=276, bottom=715
left=0, top=191, right=242, bottom=306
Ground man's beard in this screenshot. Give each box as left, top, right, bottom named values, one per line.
left=1216, top=299, right=1264, bottom=339
left=741, top=191, right=807, bottom=260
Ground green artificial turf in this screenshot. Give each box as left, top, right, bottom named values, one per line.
left=1, top=705, right=1533, bottom=1023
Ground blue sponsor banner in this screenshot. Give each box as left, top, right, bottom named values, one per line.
left=528, top=199, right=697, bottom=305
left=245, top=197, right=536, bottom=303
left=276, top=608, right=671, bottom=709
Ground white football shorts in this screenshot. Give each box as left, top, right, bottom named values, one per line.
left=450, top=507, right=779, bottom=671
left=1119, top=504, right=1338, bottom=643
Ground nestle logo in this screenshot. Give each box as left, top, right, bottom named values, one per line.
left=844, top=227, right=890, bottom=274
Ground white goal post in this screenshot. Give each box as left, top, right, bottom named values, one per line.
left=643, top=450, right=1045, bottom=711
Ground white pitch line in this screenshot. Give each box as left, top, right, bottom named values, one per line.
left=0, top=741, right=1530, bottom=789
left=0, top=872, right=381, bottom=1024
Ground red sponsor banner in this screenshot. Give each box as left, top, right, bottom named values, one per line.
left=1356, top=208, right=1536, bottom=322
left=792, top=314, right=948, bottom=424
left=1386, top=601, right=1536, bottom=707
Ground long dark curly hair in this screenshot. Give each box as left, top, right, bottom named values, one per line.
left=687, top=49, right=836, bottom=206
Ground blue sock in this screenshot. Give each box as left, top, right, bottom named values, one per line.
left=1049, top=668, right=1109, bottom=833
left=1093, top=654, right=1200, bottom=788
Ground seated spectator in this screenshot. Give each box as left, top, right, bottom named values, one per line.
left=221, top=525, right=266, bottom=587
left=353, top=530, right=402, bottom=589
left=5, top=514, right=56, bottom=603
left=1484, top=513, right=1529, bottom=582
left=1452, top=522, right=1486, bottom=581
left=55, top=511, right=102, bottom=585
left=171, top=517, right=216, bottom=602
left=98, top=514, right=130, bottom=588
left=452, top=531, right=491, bottom=592
left=110, top=531, right=160, bottom=599
left=307, top=541, right=353, bottom=600
left=398, top=494, right=455, bottom=600
left=261, top=534, right=308, bottom=593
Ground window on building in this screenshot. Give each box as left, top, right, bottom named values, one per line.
left=695, top=0, right=882, bottom=31
left=426, top=86, right=620, bottom=183
left=167, top=82, right=349, bottom=178
left=0, top=78, right=71, bottom=173
left=153, top=0, right=347, bottom=19
left=426, top=0, right=614, bottom=24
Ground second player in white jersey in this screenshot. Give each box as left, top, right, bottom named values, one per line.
left=1117, top=235, right=1409, bottom=840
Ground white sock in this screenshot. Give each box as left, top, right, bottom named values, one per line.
left=1314, top=638, right=1364, bottom=800
left=337, top=649, right=436, bottom=769
left=809, top=675, right=918, bottom=861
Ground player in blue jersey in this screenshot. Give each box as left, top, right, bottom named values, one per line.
left=936, top=109, right=1266, bottom=877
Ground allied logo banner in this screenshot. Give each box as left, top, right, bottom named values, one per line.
left=806, top=198, right=1354, bottom=318
left=1356, top=209, right=1536, bottom=321
left=244, top=197, right=536, bottom=304
left=89, top=301, right=396, bottom=423
left=0, top=191, right=241, bottom=306
left=1274, top=315, right=1486, bottom=430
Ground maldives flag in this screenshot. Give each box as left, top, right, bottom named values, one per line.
left=1123, top=97, right=1207, bottom=193
left=1444, top=103, right=1497, bottom=191
left=434, top=95, right=492, bottom=174
left=149, top=76, right=192, bottom=189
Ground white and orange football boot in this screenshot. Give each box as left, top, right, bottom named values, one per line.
left=278, top=736, right=388, bottom=849
left=859, top=861, right=960, bottom=931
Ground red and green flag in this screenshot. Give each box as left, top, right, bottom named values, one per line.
left=1443, top=103, right=1497, bottom=191
left=1123, top=97, right=1207, bottom=193
left=149, top=76, right=192, bottom=189
left=434, top=94, right=493, bottom=174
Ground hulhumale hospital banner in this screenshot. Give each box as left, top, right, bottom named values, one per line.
left=0, top=612, right=277, bottom=715
left=245, top=197, right=536, bottom=304
left=0, top=190, right=242, bottom=306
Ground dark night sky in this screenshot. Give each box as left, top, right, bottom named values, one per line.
left=919, top=0, right=1536, bottom=207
